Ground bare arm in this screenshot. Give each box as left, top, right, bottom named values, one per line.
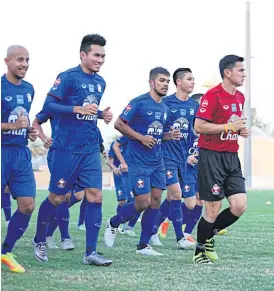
left=114, top=118, right=143, bottom=142
left=113, top=141, right=126, bottom=164
left=106, top=157, right=116, bottom=170
left=194, top=118, right=225, bottom=134
left=1, top=123, right=17, bottom=131
left=32, top=118, right=48, bottom=143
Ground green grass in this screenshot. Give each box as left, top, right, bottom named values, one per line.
left=1, top=190, right=274, bottom=291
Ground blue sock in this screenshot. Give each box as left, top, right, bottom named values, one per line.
left=85, top=202, right=102, bottom=255
left=170, top=200, right=184, bottom=241
left=78, top=197, right=87, bottom=226
left=35, top=197, right=56, bottom=243
left=151, top=199, right=171, bottom=235
left=56, top=202, right=70, bottom=241
left=116, top=204, right=122, bottom=214
left=69, top=194, right=80, bottom=208
left=2, top=191, right=11, bottom=221
left=2, top=209, right=31, bottom=254
left=45, top=216, right=58, bottom=237
left=110, top=202, right=140, bottom=228
left=128, top=212, right=141, bottom=228
left=139, top=208, right=159, bottom=246
left=181, top=202, right=190, bottom=225
left=185, top=205, right=203, bottom=234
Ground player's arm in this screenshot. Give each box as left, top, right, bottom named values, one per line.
left=107, top=156, right=121, bottom=175
left=1, top=111, right=29, bottom=131
left=194, top=95, right=246, bottom=134
left=32, top=116, right=52, bottom=149
left=113, top=140, right=128, bottom=172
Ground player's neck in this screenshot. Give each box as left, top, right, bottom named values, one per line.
left=5, top=72, right=22, bottom=85
left=175, top=90, right=189, bottom=101
left=80, top=64, right=95, bottom=75
left=221, top=80, right=237, bottom=95
left=149, top=90, right=162, bottom=103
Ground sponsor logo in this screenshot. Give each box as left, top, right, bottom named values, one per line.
left=231, top=103, right=237, bottom=112
left=5, top=96, right=12, bottom=102
left=123, top=104, right=132, bottom=115
left=200, top=108, right=206, bottom=113
left=202, top=100, right=208, bottom=107
left=16, top=95, right=24, bottom=104
left=223, top=105, right=229, bottom=110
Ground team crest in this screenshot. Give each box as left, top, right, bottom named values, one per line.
left=137, top=179, right=144, bottom=188
left=166, top=170, right=173, bottom=179
left=211, top=184, right=220, bottom=195
left=57, top=178, right=67, bottom=188
left=52, top=78, right=61, bottom=90
left=118, top=190, right=123, bottom=196
left=123, top=104, right=132, bottom=115
left=97, top=84, right=102, bottom=92
left=184, top=185, right=190, bottom=192
left=26, top=93, right=32, bottom=102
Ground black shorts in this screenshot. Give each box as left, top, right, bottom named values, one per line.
left=198, top=148, right=246, bottom=201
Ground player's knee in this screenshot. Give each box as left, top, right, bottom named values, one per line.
left=184, top=197, right=196, bottom=210
left=204, top=202, right=222, bottom=222
left=75, top=190, right=84, bottom=201
left=135, top=196, right=150, bottom=211
left=230, top=201, right=247, bottom=217
left=85, top=189, right=102, bottom=203
left=18, top=200, right=35, bottom=214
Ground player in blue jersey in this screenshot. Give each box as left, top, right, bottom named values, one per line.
left=104, top=67, right=180, bottom=256
left=152, top=68, right=199, bottom=249
left=108, top=136, right=139, bottom=236
left=1, top=45, right=39, bottom=273
left=32, top=34, right=113, bottom=266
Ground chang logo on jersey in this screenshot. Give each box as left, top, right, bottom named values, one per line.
left=188, top=138, right=199, bottom=156
left=147, top=121, right=163, bottom=145
left=220, top=114, right=240, bottom=141
left=76, top=95, right=99, bottom=121
left=173, top=117, right=189, bottom=139
left=2, top=106, right=28, bottom=137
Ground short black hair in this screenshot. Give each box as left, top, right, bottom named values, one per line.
left=80, top=34, right=106, bottom=54
left=219, top=55, right=244, bottom=79
left=149, top=67, right=170, bottom=80
left=191, top=93, right=204, bottom=103
left=173, top=68, right=192, bottom=86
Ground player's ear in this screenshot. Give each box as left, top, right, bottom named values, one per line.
left=80, top=51, right=86, bottom=61
left=4, top=58, right=10, bottom=67
left=149, top=79, right=154, bottom=88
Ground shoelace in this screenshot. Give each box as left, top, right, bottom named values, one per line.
left=38, top=243, right=47, bottom=256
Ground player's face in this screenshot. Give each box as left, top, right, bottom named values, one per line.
left=226, top=62, right=246, bottom=87
left=81, top=45, right=105, bottom=73
left=178, top=72, right=195, bottom=94
left=150, top=74, right=170, bottom=97
left=5, top=48, right=29, bottom=79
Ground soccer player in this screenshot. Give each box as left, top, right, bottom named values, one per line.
left=1, top=186, right=12, bottom=226
left=113, top=136, right=139, bottom=236
left=104, top=67, right=180, bottom=256
left=193, top=55, right=250, bottom=264
left=152, top=68, right=199, bottom=249
left=1, top=45, right=39, bottom=273
left=32, top=34, right=113, bottom=266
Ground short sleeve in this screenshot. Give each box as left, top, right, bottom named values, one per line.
left=36, top=110, right=51, bottom=123
left=163, top=109, right=172, bottom=133
left=47, top=72, right=70, bottom=101
left=119, top=98, right=139, bottom=123
left=195, top=92, right=217, bottom=121
left=108, top=143, right=115, bottom=158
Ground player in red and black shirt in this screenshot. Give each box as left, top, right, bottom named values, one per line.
left=193, top=55, right=251, bottom=264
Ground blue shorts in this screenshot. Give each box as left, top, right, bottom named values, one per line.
left=129, top=165, right=166, bottom=195
left=121, top=171, right=134, bottom=202
left=182, top=171, right=198, bottom=198
left=164, top=158, right=185, bottom=186
left=1, top=146, right=36, bottom=198
left=113, top=173, right=127, bottom=201
left=49, top=149, right=102, bottom=195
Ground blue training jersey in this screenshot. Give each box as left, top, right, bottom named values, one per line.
left=120, top=93, right=170, bottom=167
left=162, top=94, right=199, bottom=162
left=108, top=141, right=122, bottom=168
left=1, top=74, right=34, bottom=146
left=46, top=65, right=106, bottom=154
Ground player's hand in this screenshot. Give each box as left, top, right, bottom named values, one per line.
left=170, top=126, right=181, bottom=140
left=120, top=162, right=128, bottom=172
left=12, top=110, right=29, bottom=130
left=28, top=127, right=39, bottom=142
left=113, top=167, right=121, bottom=175
left=228, top=117, right=247, bottom=132
left=78, top=104, right=98, bottom=115
left=102, top=107, right=113, bottom=124
left=102, top=150, right=108, bottom=159
left=42, top=137, right=53, bottom=149
left=140, top=135, right=157, bottom=149
left=239, top=128, right=251, bottom=138
left=187, top=155, right=198, bottom=166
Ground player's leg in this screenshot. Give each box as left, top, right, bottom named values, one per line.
left=80, top=151, right=112, bottom=266
left=193, top=149, right=226, bottom=264
left=78, top=196, right=87, bottom=230
left=104, top=167, right=149, bottom=248
left=1, top=147, right=35, bottom=273
left=207, top=157, right=247, bottom=240
left=183, top=191, right=204, bottom=242
left=33, top=149, right=78, bottom=262
left=1, top=186, right=12, bottom=225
